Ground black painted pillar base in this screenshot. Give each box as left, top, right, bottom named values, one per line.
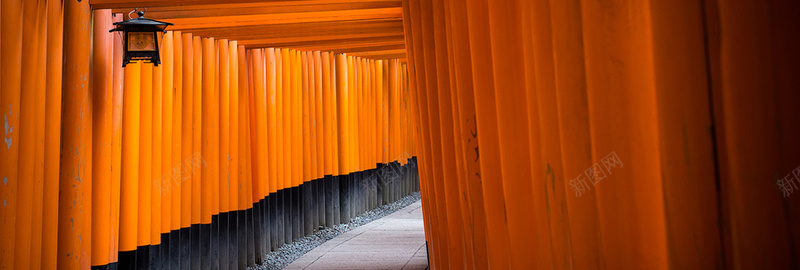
left=253, top=199, right=263, bottom=264
left=262, top=197, right=271, bottom=255
left=228, top=211, right=238, bottom=270
left=210, top=215, right=220, bottom=269
left=200, top=223, right=211, bottom=270
left=160, top=233, right=169, bottom=270
left=303, top=182, right=314, bottom=236
left=245, top=207, right=255, bottom=267
left=135, top=245, right=149, bottom=270
left=118, top=250, right=136, bottom=270
left=333, top=175, right=341, bottom=224
left=238, top=208, right=247, bottom=269
left=191, top=224, right=201, bottom=270
left=323, top=175, right=334, bottom=226
left=180, top=227, right=190, bottom=270
left=292, top=186, right=302, bottom=241
left=259, top=197, right=269, bottom=260
left=219, top=212, right=229, bottom=270
left=315, top=178, right=324, bottom=229
left=340, top=174, right=351, bottom=223
left=377, top=163, right=385, bottom=206
left=148, top=243, right=159, bottom=270
left=285, top=188, right=293, bottom=245
left=276, top=188, right=285, bottom=249
left=269, top=193, right=278, bottom=251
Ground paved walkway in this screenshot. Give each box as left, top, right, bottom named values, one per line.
left=285, top=201, right=429, bottom=270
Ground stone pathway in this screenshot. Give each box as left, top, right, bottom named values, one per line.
left=284, top=201, right=428, bottom=270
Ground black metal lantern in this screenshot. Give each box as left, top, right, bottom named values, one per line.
left=110, top=8, right=173, bottom=67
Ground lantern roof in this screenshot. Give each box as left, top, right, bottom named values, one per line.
left=110, top=11, right=173, bottom=32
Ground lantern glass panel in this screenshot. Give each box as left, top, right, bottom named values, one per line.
left=127, top=31, right=156, bottom=52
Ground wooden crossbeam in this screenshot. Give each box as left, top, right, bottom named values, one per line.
left=112, top=1, right=401, bottom=18
left=347, top=49, right=405, bottom=57
left=180, top=19, right=403, bottom=41
left=242, top=35, right=404, bottom=49
left=95, top=0, right=408, bottom=59
left=91, top=0, right=398, bottom=10
left=162, top=8, right=400, bottom=30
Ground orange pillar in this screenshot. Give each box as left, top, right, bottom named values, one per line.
left=314, top=52, right=325, bottom=181
left=336, top=54, right=349, bottom=177
left=16, top=0, right=43, bottom=265
left=266, top=48, right=278, bottom=195
left=139, top=60, right=154, bottom=255
left=172, top=31, right=183, bottom=237
left=581, top=0, right=667, bottom=268
left=293, top=51, right=303, bottom=188
left=91, top=8, right=114, bottom=268
left=237, top=44, right=250, bottom=269
left=212, top=41, right=221, bottom=220
left=192, top=36, right=203, bottom=230
left=152, top=34, right=163, bottom=255
left=153, top=33, right=164, bottom=251
left=109, top=13, right=124, bottom=267
left=283, top=48, right=293, bottom=193
left=321, top=52, right=333, bottom=178
left=252, top=48, right=268, bottom=202
left=464, top=0, right=511, bottom=267
left=30, top=2, right=48, bottom=267
left=0, top=0, right=23, bottom=264
left=181, top=32, right=194, bottom=235
left=58, top=0, right=92, bottom=268
left=201, top=37, right=214, bottom=226
left=43, top=1, right=65, bottom=268
left=220, top=39, right=231, bottom=218
left=302, top=52, right=312, bottom=184
left=444, top=0, right=488, bottom=266
left=119, top=65, right=141, bottom=267
left=161, top=31, right=174, bottom=249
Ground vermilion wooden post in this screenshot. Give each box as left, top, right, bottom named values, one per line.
left=407, top=1, right=445, bottom=268
left=228, top=41, right=240, bottom=270
left=151, top=32, right=163, bottom=268
left=445, top=0, right=488, bottom=267
left=281, top=48, right=291, bottom=193
left=302, top=52, right=311, bottom=185
left=16, top=0, right=43, bottom=265
left=243, top=50, right=256, bottom=266
left=293, top=51, right=303, bottom=188
left=266, top=48, right=278, bottom=197
left=0, top=0, right=24, bottom=265
left=58, top=0, right=93, bottom=268
left=43, top=1, right=65, bottom=268
left=109, top=13, right=125, bottom=268
left=27, top=2, right=47, bottom=268
left=322, top=52, right=333, bottom=179
left=252, top=47, right=268, bottom=249
left=160, top=32, right=174, bottom=262
left=201, top=37, right=214, bottom=254
left=581, top=0, right=667, bottom=268
left=301, top=51, right=313, bottom=234
left=330, top=52, right=340, bottom=182
left=180, top=32, right=194, bottom=268
left=218, top=39, right=232, bottom=269
left=190, top=35, right=203, bottom=269
left=139, top=58, right=154, bottom=265
left=711, top=1, right=799, bottom=268
left=192, top=35, right=203, bottom=234
left=91, top=8, right=114, bottom=269
left=237, top=44, right=249, bottom=269
left=171, top=32, right=183, bottom=250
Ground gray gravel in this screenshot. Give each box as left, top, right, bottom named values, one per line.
left=250, top=192, right=422, bottom=270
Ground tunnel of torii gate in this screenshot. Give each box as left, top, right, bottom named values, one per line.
left=1, top=0, right=799, bottom=269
